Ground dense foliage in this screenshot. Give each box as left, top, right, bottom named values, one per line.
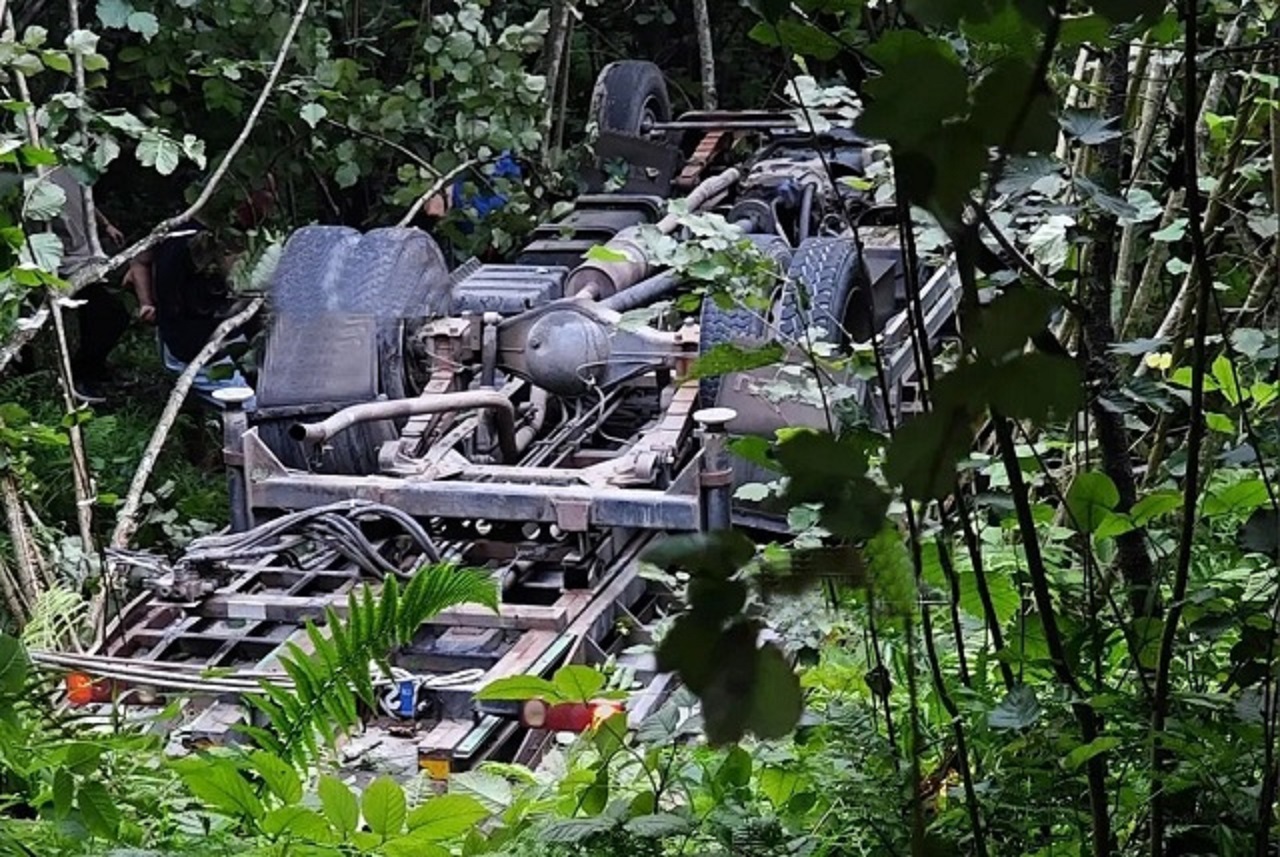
left=0, top=0, right=1276, bottom=856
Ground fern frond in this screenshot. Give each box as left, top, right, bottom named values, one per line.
left=244, top=562, right=498, bottom=769
left=21, top=586, right=88, bottom=651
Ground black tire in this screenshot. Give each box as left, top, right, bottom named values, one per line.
left=269, top=225, right=361, bottom=315
left=775, top=237, right=865, bottom=345
left=589, top=61, right=671, bottom=135
left=698, top=236, right=789, bottom=408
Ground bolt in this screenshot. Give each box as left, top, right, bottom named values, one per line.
left=692, top=407, right=737, bottom=432
left=212, top=386, right=254, bottom=411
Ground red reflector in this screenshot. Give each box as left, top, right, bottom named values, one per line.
left=519, top=699, right=626, bottom=732
left=66, top=672, right=111, bottom=705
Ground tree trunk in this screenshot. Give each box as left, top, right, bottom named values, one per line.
left=1081, top=45, right=1156, bottom=618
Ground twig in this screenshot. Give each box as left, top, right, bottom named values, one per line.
left=321, top=118, right=438, bottom=176
left=48, top=301, right=96, bottom=554
left=692, top=0, right=717, bottom=109
left=107, top=297, right=264, bottom=554
left=67, top=0, right=104, bottom=260
left=396, top=157, right=486, bottom=227
left=1150, top=4, right=1213, bottom=853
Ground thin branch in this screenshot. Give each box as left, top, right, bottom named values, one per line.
left=692, top=0, right=717, bottom=109
left=1150, top=3, right=1213, bottom=853
left=396, top=157, right=486, bottom=228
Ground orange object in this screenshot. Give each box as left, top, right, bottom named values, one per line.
left=65, top=672, right=112, bottom=705
left=66, top=672, right=95, bottom=706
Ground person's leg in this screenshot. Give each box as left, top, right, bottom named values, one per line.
left=71, top=283, right=130, bottom=383
left=161, top=340, right=256, bottom=410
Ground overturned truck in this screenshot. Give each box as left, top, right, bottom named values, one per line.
left=78, top=62, right=959, bottom=778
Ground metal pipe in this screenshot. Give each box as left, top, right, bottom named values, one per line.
left=598, top=271, right=682, bottom=313
left=694, top=407, right=737, bottom=531
left=798, top=182, right=815, bottom=244
left=514, top=387, right=550, bottom=454
left=213, top=387, right=255, bottom=532
left=291, top=391, right=519, bottom=462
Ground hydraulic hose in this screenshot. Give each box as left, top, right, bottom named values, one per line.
left=291, top=391, right=519, bottom=462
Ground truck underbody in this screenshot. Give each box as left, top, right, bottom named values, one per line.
left=56, top=62, right=961, bottom=780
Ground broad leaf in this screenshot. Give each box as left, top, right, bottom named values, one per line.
left=407, top=794, right=490, bottom=840
left=318, top=775, right=359, bottom=835
left=989, top=686, right=1042, bottom=730
left=1066, top=472, right=1120, bottom=533
left=362, top=776, right=407, bottom=839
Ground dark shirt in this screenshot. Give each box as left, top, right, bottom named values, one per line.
left=152, top=222, right=228, bottom=363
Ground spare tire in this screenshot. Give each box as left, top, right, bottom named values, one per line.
left=775, top=237, right=866, bottom=345
left=589, top=60, right=671, bottom=135
left=698, top=235, right=791, bottom=408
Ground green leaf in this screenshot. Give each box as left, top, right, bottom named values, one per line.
left=1060, top=110, right=1121, bottom=145
left=987, top=352, right=1083, bottom=422
left=172, top=757, right=264, bottom=820
left=385, top=838, right=450, bottom=857
left=1066, top=472, right=1120, bottom=533
left=1211, top=355, right=1241, bottom=405
left=1150, top=218, right=1188, bottom=242
left=884, top=405, right=974, bottom=500
left=971, top=57, right=1057, bottom=152
left=260, top=806, right=333, bottom=840
left=553, top=665, right=606, bottom=702
left=746, top=642, right=802, bottom=740
left=1205, top=412, right=1236, bottom=435
left=249, top=750, right=301, bottom=804
left=475, top=674, right=563, bottom=702
left=318, top=775, right=359, bottom=835
left=989, top=686, right=1042, bottom=730
left=41, top=50, right=72, bottom=73
left=1131, top=490, right=1182, bottom=525
left=717, top=745, right=753, bottom=788
left=1230, top=328, right=1267, bottom=359
left=1063, top=736, right=1120, bottom=771
left=687, top=342, right=784, bottom=380
left=450, top=770, right=513, bottom=813
left=77, top=780, right=121, bottom=838
left=748, top=19, right=841, bottom=60
left=52, top=768, right=73, bottom=819
left=623, top=813, right=693, bottom=837
left=136, top=133, right=182, bottom=175
left=406, top=794, right=490, bottom=840
left=538, top=817, right=615, bottom=844
left=299, top=102, right=328, bottom=129
left=335, top=161, right=360, bottom=189
left=758, top=767, right=801, bottom=807
left=585, top=244, right=629, bottom=263
left=23, top=175, right=66, bottom=221
left=860, top=32, right=968, bottom=148
left=643, top=529, right=755, bottom=579
left=126, top=10, right=159, bottom=40
left=0, top=634, right=30, bottom=695
left=96, top=0, right=133, bottom=28
left=362, top=777, right=407, bottom=840
left=1204, top=480, right=1271, bottom=518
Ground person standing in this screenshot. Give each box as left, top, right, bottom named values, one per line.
left=47, top=166, right=137, bottom=403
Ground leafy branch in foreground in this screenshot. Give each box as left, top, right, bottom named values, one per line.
left=242, top=564, right=497, bottom=767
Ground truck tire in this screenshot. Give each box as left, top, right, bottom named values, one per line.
left=269, top=225, right=361, bottom=316
left=698, top=235, right=790, bottom=407
left=589, top=61, right=671, bottom=135
left=775, top=237, right=865, bottom=346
